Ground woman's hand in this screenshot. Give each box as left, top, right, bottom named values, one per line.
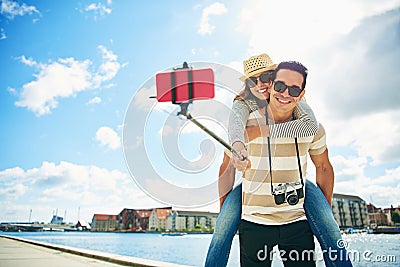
left=232, top=142, right=251, bottom=171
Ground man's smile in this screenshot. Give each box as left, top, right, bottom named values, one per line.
left=275, top=96, right=292, bottom=104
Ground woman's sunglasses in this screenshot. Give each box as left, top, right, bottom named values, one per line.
left=273, top=81, right=303, bottom=97
left=245, top=71, right=274, bottom=88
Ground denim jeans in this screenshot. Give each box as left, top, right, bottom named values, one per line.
left=304, top=181, right=352, bottom=267
left=204, top=180, right=353, bottom=267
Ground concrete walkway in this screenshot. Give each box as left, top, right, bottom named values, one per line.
left=0, top=235, right=192, bottom=267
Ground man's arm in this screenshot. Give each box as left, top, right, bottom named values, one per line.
left=310, top=149, right=334, bottom=206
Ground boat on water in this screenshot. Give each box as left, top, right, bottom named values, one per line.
left=161, top=232, right=187, bottom=236
left=371, top=226, right=400, bottom=234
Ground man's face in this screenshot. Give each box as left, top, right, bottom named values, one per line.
left=268, top=69, right=305, bottom=114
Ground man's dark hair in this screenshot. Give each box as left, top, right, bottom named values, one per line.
left=272, top=61, right=308, bottom=89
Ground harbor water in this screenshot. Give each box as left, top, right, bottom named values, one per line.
left=2, top=232, right=399, bottom=266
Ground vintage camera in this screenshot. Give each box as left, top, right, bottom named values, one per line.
left=272, top=182, right=304, bottom=205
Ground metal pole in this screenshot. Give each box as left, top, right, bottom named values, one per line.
left=188, top=116, right=245, bottom=161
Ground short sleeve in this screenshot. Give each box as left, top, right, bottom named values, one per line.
left=309, top=123, right=327, bottom=155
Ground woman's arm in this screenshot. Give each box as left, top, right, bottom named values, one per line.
left=218, top=100, right=249, bottom=205
left=228, top=100, right=251, bottom=147
left=228, top=100, right=253, bottom=171
left=217, top=100, right=252, bottom=207
left=270, top=98, right=319, bottom=138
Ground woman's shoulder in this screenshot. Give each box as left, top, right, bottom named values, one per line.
left=232, top=98, right=258, bottom=113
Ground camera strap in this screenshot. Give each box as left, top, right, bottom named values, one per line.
left=266, top=112, right=304, bottom=194
left=295, top=137, right=304, bottom=186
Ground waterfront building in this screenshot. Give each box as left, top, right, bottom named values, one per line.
left=117, top=208, right=141, bottom=231
left=166, top=210, right=218, bottom=231
left=383, top=205, right=400, bottom=225
left=331, top=193, right=368, bottom=229
left=148, top=207, right=172, bottom=231
left=136, top=209, right=152, bottom=231
left=91, top=214, right=117, bottom=232
left=50, top=215, right=63, bottom=224
left=368, top=204, right=390, bottom=226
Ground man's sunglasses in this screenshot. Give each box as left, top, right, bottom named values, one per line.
left=273, top=81, right=303, bottom=97
left=245, top=71, right=274, bottom=88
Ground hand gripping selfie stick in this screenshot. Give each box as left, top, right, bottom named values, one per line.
left=154, top=62, right=245, bottom=161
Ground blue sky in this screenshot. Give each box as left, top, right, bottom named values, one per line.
left=0, top=0, right=399, bottom=223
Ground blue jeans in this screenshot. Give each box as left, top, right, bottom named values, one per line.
left=204, top=180, right=353, bottom=267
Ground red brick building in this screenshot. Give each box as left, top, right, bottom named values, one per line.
left=117, top=208, right=140, bottom=231
left=136, top=209, right=152, bottom=231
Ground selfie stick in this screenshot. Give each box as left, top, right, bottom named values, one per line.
left=176, top=102, right=245, bottom=161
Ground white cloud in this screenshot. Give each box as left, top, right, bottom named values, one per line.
left=0, top=161, right=158, bottom=222
left=0, top=183, right=27, bottom=200
left=303, top=9, right=400, bottom=165
left=92, top=45, right=120, bottom=87
left=0, top=0, right=40, bottom=19
left=95, top=126, right=121, bottom=150
left=235, top=0, right=399, bottom=60
left=19, top=55, right=37, bottom=67
left=324, top=111, right=400, bottom=165
left=330, top=155, right=368, bottom=182
left=0, top=28, right=6, bottom=40
left=330, top=155, right=400, bottom=207
left=87, top=96, right=102, bottom=105
left=304, top=153, right=400, bottom=207
left=198, top=2, right=227, bottom=35
left=14, top=46, right=121, bottom=116
left=85, top=2, right=112, bottom=18
left=15, top=58, right=92, bottom=115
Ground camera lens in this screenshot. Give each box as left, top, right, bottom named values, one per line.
left=287, top=193, right=299, bottom=205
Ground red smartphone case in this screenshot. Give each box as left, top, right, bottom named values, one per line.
left=156, top=68, right=214, bottom=103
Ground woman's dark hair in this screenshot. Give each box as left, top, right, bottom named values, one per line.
left=271, top=61, right=308, bottom=89
left=234, top=84, right=268, bottom=108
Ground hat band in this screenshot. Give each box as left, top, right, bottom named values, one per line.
left=251, top=66, right=267, bottom=72
left=246, top=66, right=269, bottom=76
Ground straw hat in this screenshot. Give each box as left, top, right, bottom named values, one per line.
left=240, top=53, right=277, bottom=81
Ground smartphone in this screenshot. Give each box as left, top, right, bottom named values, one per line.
left=156, top=68, right=214, bottom=103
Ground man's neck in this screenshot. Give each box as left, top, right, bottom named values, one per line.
left=267, top=107, right=293, bottom=124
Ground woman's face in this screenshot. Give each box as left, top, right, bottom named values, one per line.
left=247, top=71, right=273, bottom=100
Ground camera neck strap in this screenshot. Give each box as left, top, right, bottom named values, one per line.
left=265, top=111, right=304, bottom=194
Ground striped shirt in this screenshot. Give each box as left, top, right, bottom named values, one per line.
left=242, top=109, right=327, bottom=225
left=228, top=98, right=318, bottom=145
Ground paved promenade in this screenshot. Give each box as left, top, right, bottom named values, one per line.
left=0, top=235, right=192, bottom=267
